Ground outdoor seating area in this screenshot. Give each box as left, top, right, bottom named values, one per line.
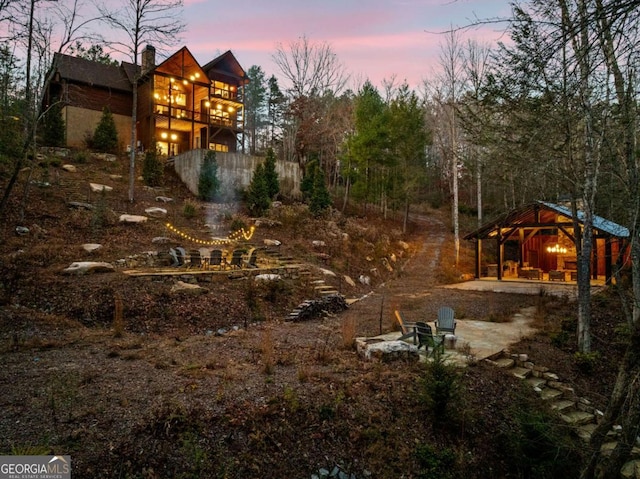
left=394, top=309, right=454, bottom=357
left=160, top=246, right=263, bottom=271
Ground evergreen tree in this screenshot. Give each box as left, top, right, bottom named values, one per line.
left=92, top=107, right=119, bottom=152
left=267, top=75, right=286, bottom=147
left=300, top=160, right=317, bottom=201
left=142, top=149, right=163, bottom=186
left=68, top=41, right=119, bottom=66
left=246, top=162, right=270, bottom=216
left=309, top=164, right=332, bottom=215
left=198, top=151, right=221, bottom=201
left=263, top=147, right=279, bottom=199
left=244, top=65, right=267, bottom=154
left=41, top=101, right=66, bottom=147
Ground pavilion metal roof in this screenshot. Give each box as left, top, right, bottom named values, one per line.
left=464, top=200, right=629, bottom=240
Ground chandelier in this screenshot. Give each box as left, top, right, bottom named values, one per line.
left=546, top=244, right=567, bottom=254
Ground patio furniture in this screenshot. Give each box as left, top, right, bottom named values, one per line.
left=228, top=249, right=246, bottom=269
left=243, top=248, right=259, bottom=268
left=549, top=270, right=566, bottom=281
left=415, top=322, right=445, bottom=356
left=209, top=249, right=224, bottom=270
left=187, top=249, right=204, bottom=269
left=435, top=306, right=457, bottom=335
left=519, top=268, right=542, bottom=280
left=394, top=310, right=418, bottom=342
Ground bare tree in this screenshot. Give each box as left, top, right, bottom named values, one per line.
left=429, top=29, right=466, bottom=267
left=98, top=0, right=185, bottom=202
left=0, top=0, right=102, bottom=219
left=272, top=35, right=349, bottom=176
left=273, top=35, right=348, bottom=98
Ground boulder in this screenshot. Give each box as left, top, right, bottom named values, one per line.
left=152, top=236, right=173, bottom=244
left=357, top=339, right=419, bottom=362
left=90, top=183, right=113, bottom=193
left=263, top=239, right=281, bottom=246
left=67, top=201, right=94, bottom=210
left=62, top=164, right=77, bottom=172
left=62, top=261, right=115, bottom=275
left=318, top=267, right=336, bottom=277
left=312, top=240, right=326, bottom=248
left=92, top=152, right=116, bottom=162
left=344, top=275, right=356, bottom=287
left=156, top=196, right=174, bottom=203
left=81, top=243, right=102, bottom=253
left=170, top=281, right=207, bottom=295
left=255, top=274, right=282, bottom=281
left=145, top=207, right=167, bottom=218
left=15, top=226, right=29, bottom=236
left=119, top=214, right=148, bottom=224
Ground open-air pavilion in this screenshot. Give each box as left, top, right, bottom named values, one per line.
left=464, top=201, right=629, bottom=284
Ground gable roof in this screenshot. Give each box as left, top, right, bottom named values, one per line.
left=153, top=46, right=208, bottom=81
left=52, top=53, right=133, bottom=92
left=464, top=200, right=629, bottom=240
left=202, top=50, right=248, bottom=84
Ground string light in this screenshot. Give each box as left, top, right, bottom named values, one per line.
left=165, top=223, right=255, bottom=245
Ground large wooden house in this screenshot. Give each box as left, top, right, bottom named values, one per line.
left=44, top=46, right=248, bottom=154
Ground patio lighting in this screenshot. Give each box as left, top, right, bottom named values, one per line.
left=165, top=223, right=256, bottom=245
left=546, top=244, right=567, bottom=254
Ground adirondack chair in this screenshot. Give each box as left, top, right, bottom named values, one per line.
left=415, top=321, right=445, bottom=356
left=435, top=306, right=457, bottom=335
left=187, top=249, right=204, bottom=269
left=395, top=310, right=418, bottom=342
left=243, top=248, right=259, bottom=268
left=209, top=249, right=224, bottom=270
left=228, top=249, right=246, bottom=269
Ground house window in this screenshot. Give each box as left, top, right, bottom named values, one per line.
left=209, top=143, right=228, bottom=152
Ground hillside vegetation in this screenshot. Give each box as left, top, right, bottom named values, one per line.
left=0, top=151, right=626, bottom=478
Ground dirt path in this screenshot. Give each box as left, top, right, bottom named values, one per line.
left=340, top=212, right=538, bottom=349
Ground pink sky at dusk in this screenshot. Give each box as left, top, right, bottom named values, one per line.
left=180, top=0, right=513, bottom=90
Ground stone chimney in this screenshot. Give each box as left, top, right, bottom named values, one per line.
left=141, top=45, right=156, bottom=73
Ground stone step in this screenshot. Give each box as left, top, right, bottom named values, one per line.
left=539, top=387, right=564, bottom=401
left=560, top=410, right=595, bottom=426
left=550, top=399, right=576, bottom=413
left=525, top=377, right=547, bottom=389
left=620, top=459, right=640, bottom=479
left=510, top=367, right=532, bottom=379
left=576, top=423, right=597, bottom=442
left=319, top=290, right=339, bottom=296
left=490, top=357, right=515, bottom=369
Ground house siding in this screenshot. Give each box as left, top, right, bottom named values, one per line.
left=63, top=105, right=131, bottom=150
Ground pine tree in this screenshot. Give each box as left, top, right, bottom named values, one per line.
left=198, top=151, right=221, bottom=201
left=263, top=148, right=280, bottom=199
left=300, top=160, right=317, bottom=201
left=41, top=102, right=66, bottom=147
left=246, top=163, right=270, bottom=216
left=310, top=165, right=332, bottom=215
left=93, top=107, right=119, bottom=153
left=142, top=149, right=163, bottom=186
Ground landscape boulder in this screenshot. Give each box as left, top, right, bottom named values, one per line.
left=119, top=214, right=148, bottom=224
left=170, top=281, right=207, bottom=295
left=356, top=339, right=419, bottom=362
left=145, top=207, right=167, bottom=218
left=62, top=261, right=115, bottom=275
left=90, top=183, right=113, bottom=193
